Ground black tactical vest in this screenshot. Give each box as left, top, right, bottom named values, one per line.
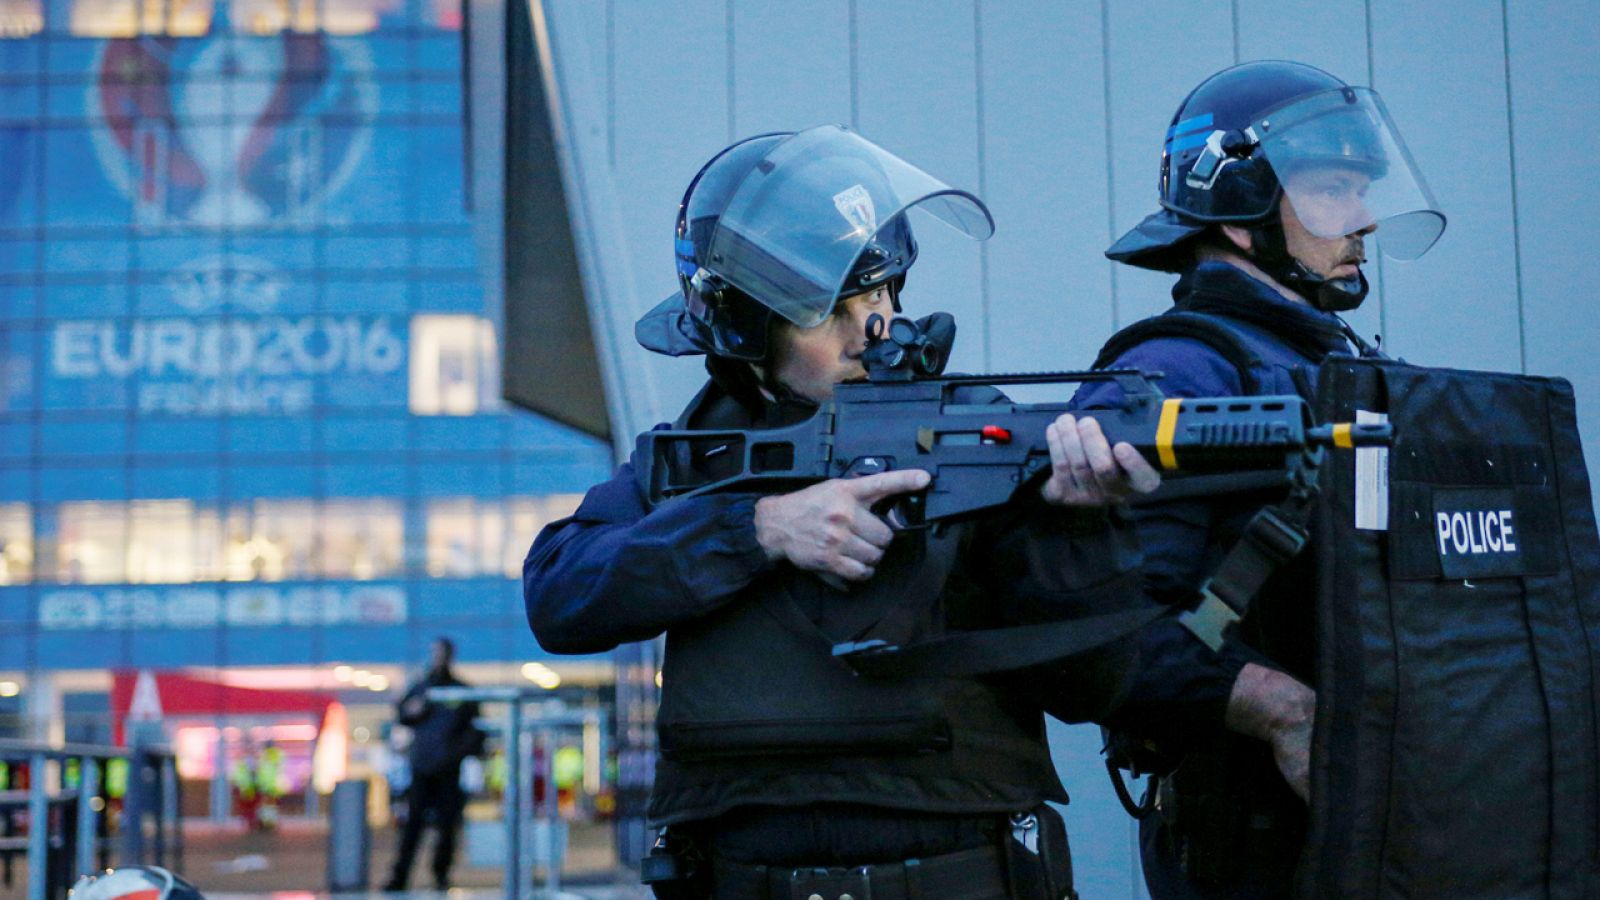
left=647, top=382, right=1066, bottom=825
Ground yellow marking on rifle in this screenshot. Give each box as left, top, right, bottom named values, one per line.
left=916, top=426, right=935, bottom=453
left=1332, top=423, right=1354, bottom=449
left=1156, top=398, right=1182, bottom=470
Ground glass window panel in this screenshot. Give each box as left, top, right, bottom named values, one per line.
left=46, top=239, right=132, bottom=275
left=134, top=235, right=228, bottom=279
left=409, top=314, right=496, bottom=416
left=425, top=497, right=506, bottom=578
left=412, top=79, right=460, bottom=117
left=0, top=284, right=39, bottom=320
left=0, top=326, right=35, bottom=413
left=68, top=0, right=212, bottom=36
left=319, top=498, right=401, bottom=580
left=0, top=502, right=31, bottom=585
left=230, top=0, right=316, bottom=34
left=0, top=0, right=43, bottom=38
left=0, top=30, right=39, bottom=67
left=0, top=238, right=38, bottom=276
left=504, top=495, right=581, bottom=578
left=57, top=500, right=127, bottom=584
left=323, top=122, right=410, bottom=224
left=424, top=497, right=473, bottom=577
left=324, top=277, right=406, bottom=314
left=322, top=0, right=395, bottom=35
left=408, top=124, right=465, bottom=224
left=225, top=499, right=314, bottom=581
left=415, top=33, right=458, bottom=70
left=127, top=499, right=223, bottom=583
left=44, top=125, right=133, bottom=227
left=0, top=127, right=39, bottom=229
left=428, top=0, right=458, bottom=31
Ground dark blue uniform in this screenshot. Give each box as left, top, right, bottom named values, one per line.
left=524, top=376, right=1146, bottom=880
left=1073, top=261, right=1354, bottom=898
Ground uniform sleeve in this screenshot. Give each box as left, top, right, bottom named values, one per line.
left=522, top=450, right=777, bottom=655
left=1071, top=338, right=1259, bottom=742
left=397, top=681, right=429, bottom=726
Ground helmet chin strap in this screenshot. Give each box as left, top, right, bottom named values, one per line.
left=1246, top=216, right=1369, bottom=313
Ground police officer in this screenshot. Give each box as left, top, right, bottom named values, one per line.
left=1073, top=61, right=1446, bottom=897
left=524, top=125, right=1162, bottom=899
left=383, top=637, right=482, bottom=893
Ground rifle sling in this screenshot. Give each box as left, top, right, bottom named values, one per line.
left=1090, top=311, right=1322, bottom=652
left=1181, top=499, right=1313, bottom=651
left=830, top=603, right=1168, bottom=680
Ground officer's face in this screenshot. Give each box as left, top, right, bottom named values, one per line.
left=1280, top=167, right=1379, bottom=281
left=768, top=285, right=895, bottom=403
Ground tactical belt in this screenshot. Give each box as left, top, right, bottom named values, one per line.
left=710, top=843, right=1007, bottom=899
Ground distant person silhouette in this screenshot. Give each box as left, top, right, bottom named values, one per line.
left=382, top=637, right=481, bottom=892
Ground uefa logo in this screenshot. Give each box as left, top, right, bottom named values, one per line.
left=165, top=253, right=286, bottom=314
left=90, top=23, right=378, bottom=229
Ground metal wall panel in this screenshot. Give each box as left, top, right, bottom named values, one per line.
left=1505, top=0, right=1600, bottom=481
left=979, top=2, right=1115, bottom=374
left=856, top=0, right=988, bottom=375
left=730, top=2, right=853, bottom=138
left=608, top=0, right=734, bottom=422
left=1104, top=1, right=1237, bottom=329
left=1369, top=0, right=1522, bottom=373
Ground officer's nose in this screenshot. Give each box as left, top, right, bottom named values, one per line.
left=844, top=303, right=875, bottom=355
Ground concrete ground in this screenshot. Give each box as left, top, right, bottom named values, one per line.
left=12, top=818, right=649, bottom=900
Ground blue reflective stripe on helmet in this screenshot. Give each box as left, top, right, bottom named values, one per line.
left=675, top=237, right=699, bottom=277
left=1167, top=129, right=1215, bottom=155
left=1165, top=112, right=1215, bottom=142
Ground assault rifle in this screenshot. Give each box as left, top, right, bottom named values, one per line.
left=641, top=313, right=1391, bottom=528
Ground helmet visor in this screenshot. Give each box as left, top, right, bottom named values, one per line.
left=1256, top=87, right=1445, bottom=260
left=706, top=124, right=993, bottom=328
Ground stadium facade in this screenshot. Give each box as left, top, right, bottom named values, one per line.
left=0, top=0, right=610, bottom=777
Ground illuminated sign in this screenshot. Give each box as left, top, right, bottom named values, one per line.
left=47, top=255, right=406, bottom=415
left=38, top=583, right=407, bottom=630
left=91, top=31, right=377, bottom=228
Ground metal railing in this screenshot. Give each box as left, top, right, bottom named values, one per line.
left=0, top=740, right=181, bottom=900
left=427, top=686, right=602, bottom=900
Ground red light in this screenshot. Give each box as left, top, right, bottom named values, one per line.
left=981, top=425, right=1012, bottom=444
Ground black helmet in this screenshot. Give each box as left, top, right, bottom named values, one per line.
left=1108, top=60, right=1445, bottom=310
left=636, top=125, right=992, bottom=360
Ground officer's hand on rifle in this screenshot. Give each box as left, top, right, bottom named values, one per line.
left=754, top=469, right=932, bottom=583
left=1040, top=413, right=1162, bottom=506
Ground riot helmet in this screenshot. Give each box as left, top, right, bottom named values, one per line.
left=70, top=866, right=205, bottom=900
left=1107, top=60, right=1445, bottom=311
left=637, top=125, right=994, bottom=361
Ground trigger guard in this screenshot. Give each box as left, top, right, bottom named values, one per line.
left=874, top=492, right=927, bottom=532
